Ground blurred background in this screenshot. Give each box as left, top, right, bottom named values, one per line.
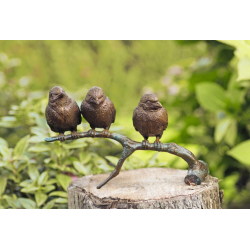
left=0, top=40, right=250, bottom=209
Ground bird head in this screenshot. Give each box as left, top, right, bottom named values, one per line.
left=85, top=87, right=106, bottom=106
left=139, top=93, right=163, bottom=111
left=49, top=86, right=67, bottom=103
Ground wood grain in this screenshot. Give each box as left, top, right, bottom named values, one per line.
left=68, top=168, right=221, bottom=209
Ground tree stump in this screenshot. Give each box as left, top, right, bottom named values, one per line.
left=67, top=168, right=222, bottom=209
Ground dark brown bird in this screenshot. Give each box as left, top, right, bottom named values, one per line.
left=133, top=93, right=168, bottom=146
left=81, top=86, right=116, bottom=137
left=45, top=86, right=81, bottom=141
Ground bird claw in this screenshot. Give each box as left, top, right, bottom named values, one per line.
left=58, top=133, right=65, bottom=142
left=102, top=129, right=110, bottom=138
left=71, top=131, right=79, bottom=139
left=88, top=129, right=96, bottom=137
left=142, top=140, right=150, bottom=149
left=154, top=141, right=162, bottom=151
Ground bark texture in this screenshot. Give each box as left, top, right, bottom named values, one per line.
left=68, top=168, right=222, bottom=209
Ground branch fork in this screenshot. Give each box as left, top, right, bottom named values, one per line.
left=45, top=131, right=209, bottom=189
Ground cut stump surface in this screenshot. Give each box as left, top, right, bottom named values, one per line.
left=67, top=168, right=222, bottom=209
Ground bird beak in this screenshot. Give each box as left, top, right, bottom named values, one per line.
left=51, top=91, right=63, bottom=102
left=94, top=99, right=100, bottom=105
left=154, top=101, right=162, bottom=109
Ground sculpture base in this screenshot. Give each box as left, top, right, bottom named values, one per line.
left=67, top=168, right=222, bottom=209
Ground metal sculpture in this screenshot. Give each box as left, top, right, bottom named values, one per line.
left=133, top=93, right=168, bottom=148
left=45, top=86, right=81, bottom=142
left=45, top=87, right=209, bottom=189
left=81, top=87, right=116, bottom=137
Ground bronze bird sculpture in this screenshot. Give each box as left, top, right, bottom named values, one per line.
left=45, top=86, right=81, bottom=141
left=81, top=86, right=116, bottom=137
left=133, top=93, right=168, bottom=147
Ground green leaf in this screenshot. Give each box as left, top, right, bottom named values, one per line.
left=35, top=192, right=48, bottom=207
left=49, top=191, right=68, bottom=198
left=73, top=161, right=89, bottom=175
left=225, top=120, right=237, bottom=146
left=21, top=186, right=40, bottom=193
left=220, top=40, right=250, bottom=82
left=0, top=161, right=7, bottom=168
left=29, top=136, right=45, bottom=143
left=43, top=200, right=55, bottom=209
left=62, top=140, right=87, bottom=149
left=214, top=117, right=232, bottom=143
left=105, top=156, right=119, bottom=165
left=28, top=144, right=51, bottom=152
left=56, top=174, right=72, bottom=191
left=42, top=185, right=55, bottom=193
left=227, top=140, right=250, bottom=166
left=19, top=198, right=36, bottom=209
left=13, top=135, right=30, bottom=158
left=28, top=165, right=39, bottom=181
left=44, top=158, right=52, bottom=164
left=0, top=137, right=8, bottom=148
left=0, top=146, right=11, bottom=160
left=195, top=82, right=227, bottom=111
left=6, top=198, right=21, bottom=209
left=0, top=177, right=7, bottom=197
left=30, top=126, right=48, bottom=138
left=53, top=198, right=68, bottom=204
left=38, top=172, right=48, bottom=186
left=46, top=178, right=57, bottom=185
left=19, top=179, right=33, bottom=187
left=237, top=57, right=250, bottom=81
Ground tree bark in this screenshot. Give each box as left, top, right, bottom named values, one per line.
left=67, top=168, right=222, bottom=209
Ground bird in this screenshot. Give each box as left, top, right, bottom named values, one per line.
left=81, top=86, right=116, bottom=137
left=45, top=86, right=81, bottom=141
left=133, top=93, right=168, bottom=147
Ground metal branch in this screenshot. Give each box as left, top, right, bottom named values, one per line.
left=45, top=131, right=209, bottom=189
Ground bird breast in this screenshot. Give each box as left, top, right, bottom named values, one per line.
left=81, top=97, right=115, bottom=128
left=133, top=107, right=168, bottom=137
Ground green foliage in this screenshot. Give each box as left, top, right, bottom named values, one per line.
left=1, top=40, right=250, bottom=209
left=227, top=140, right=250, bottom=166
left=220, top=40, right=250, bottom=81
left=195, top=82, right=228, bottom=111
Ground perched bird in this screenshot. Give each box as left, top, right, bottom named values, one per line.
left=45, top=86, right=81, bottom=141
left=133, top=93, right=168, bottom=146
left=81, top=87, right=116, bottom=137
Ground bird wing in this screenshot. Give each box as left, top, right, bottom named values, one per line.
left=133, top=107, right=145, bottom=132
left=70, top=99, right=82, bottom=125
left=110, top=101, right=116, bottom=123
left=160, top=108, right=168, bottom=130
left=45, top=105, right=63, bottom=132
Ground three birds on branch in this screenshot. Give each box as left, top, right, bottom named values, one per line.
left=45, top=86, right=168, bottom=145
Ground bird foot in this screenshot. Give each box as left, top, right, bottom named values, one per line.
left=153, top=141, right=163, bottom=151
left=102, top=129, right=110, bottom=138
left=58, top=133, right=66, bottom=142
left=71, top=131, right=79, bottom=139
left=88, top=129, right=96, bottom=137
left=142, top=140, right=150, bottom=149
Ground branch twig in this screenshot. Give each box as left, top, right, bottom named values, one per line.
left=45, top=131, right=209, bottom=189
